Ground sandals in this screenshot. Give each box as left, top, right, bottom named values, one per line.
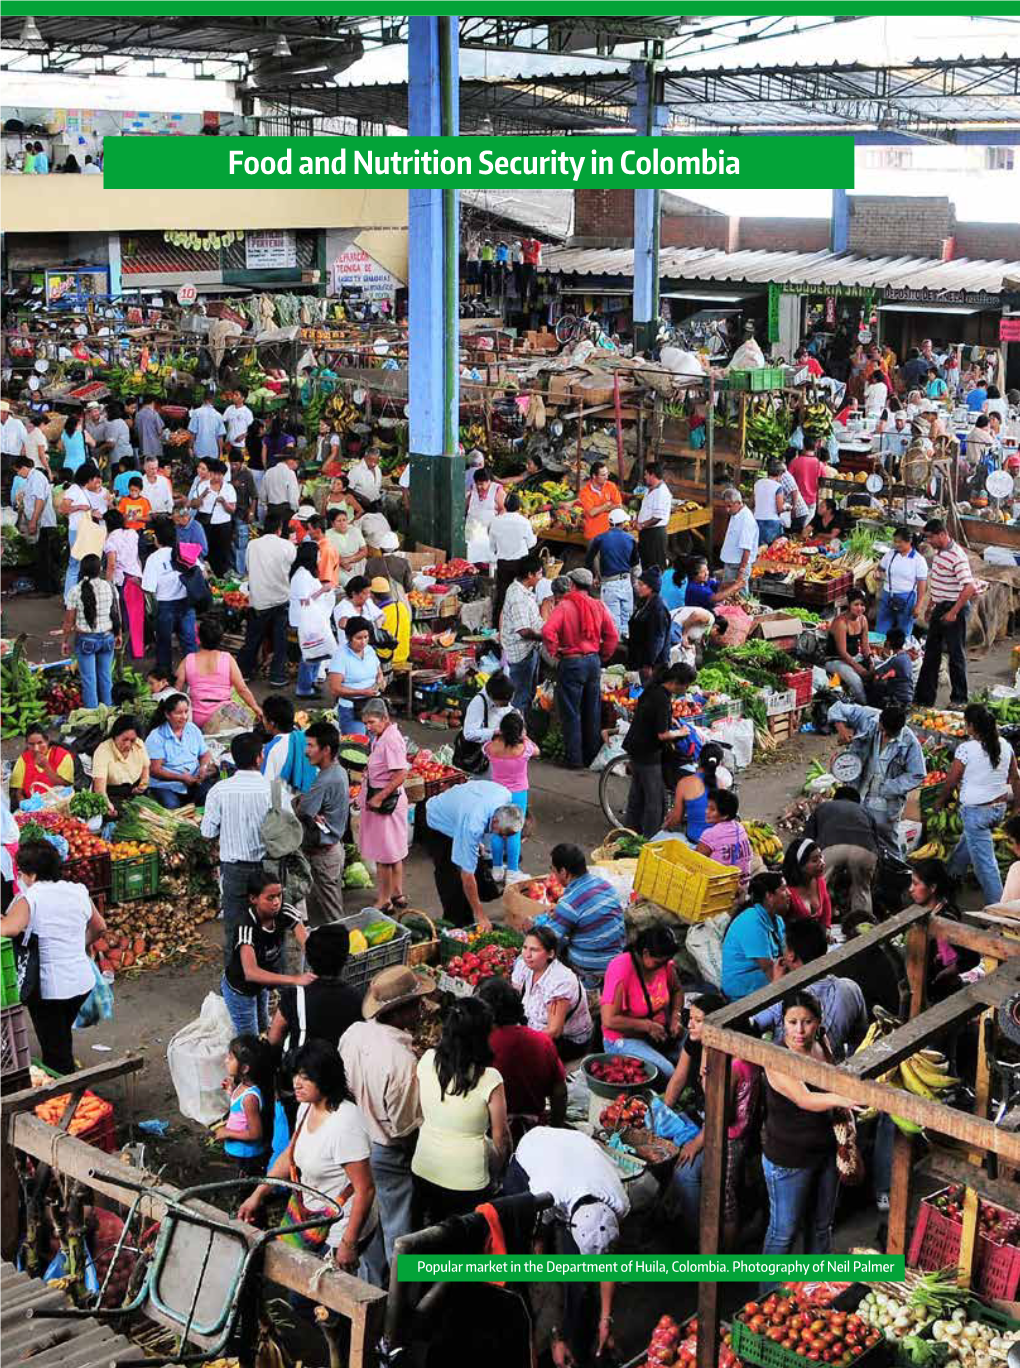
left=390, top=894, right=409, bottom=911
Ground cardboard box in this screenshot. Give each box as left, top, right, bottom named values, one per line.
left=546, top=373, right=575, bottom=404
left=750, top=612, right=803, bottom=649
left=414, top=543, right=447, bottom=568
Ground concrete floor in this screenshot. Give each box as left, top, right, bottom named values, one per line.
left=3, top=584, right=1017, bottom=1363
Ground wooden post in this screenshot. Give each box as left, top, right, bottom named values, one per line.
left=696, top=1047, right=730, bottom=1368
left=614, top=371, right=624, bottom=478
left=575, top=396, right=584, bottom=492
left=970, top=1008, right=994, bottom=1169
left=886, top=1130, right=915, bottom=1256
left=904, top=921, right=928, bottom=1019
left=958, top=1187, right=981, bottom=1288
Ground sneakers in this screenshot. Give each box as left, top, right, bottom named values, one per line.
left=491, top=866, right=505, bottom=882
left=876, top=1193, right=890, bottom=1212
left=505, top=869, right=532, bottom=885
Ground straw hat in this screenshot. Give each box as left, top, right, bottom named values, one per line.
left=370, top=576, right=391, bottom=594
left=363, top=965, right=433, bottom=1020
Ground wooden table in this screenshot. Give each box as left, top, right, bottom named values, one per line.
left=536, top=504, right=712, bottom=548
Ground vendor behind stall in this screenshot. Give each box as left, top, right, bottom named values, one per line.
left=825, top=590, right=873, bottom=702
left=92, top=714, right=149, bottom=816
left=807, top=498, right=848, bottom=544
left=9, top=727, right=75, bottom=808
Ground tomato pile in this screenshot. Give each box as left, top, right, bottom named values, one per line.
left=931, top=1185, right=1020, bottom=1244
left=588, top=1055, right=652, bottom=1086
left=637, top=1316, right=743, bottom=1368
left=445, top=944, right=516, bottom=985
left=431, top=558, right=476, bottom=581
left=737, top=1296, right=880, bottom=1364
left=16, top=810, right=111, bottom=859
left=600, top=1095, right=649, bottom=1130
left=522, top=874, right=565, bottom=903
left=922, top=770, right=947, bottom=788
left=410, top=751, right=464, bottom=784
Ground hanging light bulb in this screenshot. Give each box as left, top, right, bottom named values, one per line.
left=19, top=16, right=44, bottom=45
left=272, top=33, right=292, bottom=59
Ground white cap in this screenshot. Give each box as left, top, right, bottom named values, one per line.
left=570, top=1201, right=620, bottom=1256
left=294, top=503, right=317, bottom=521
left=379, top=531, right=400, bottom=551
left=608, top=508, right=629, bottom=526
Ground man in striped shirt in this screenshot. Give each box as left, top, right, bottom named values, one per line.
left=201, top=732, right=292, bottom=955
left=915, top=519, right=978, bottom=709
left=533, top=843, right=626, bottom=985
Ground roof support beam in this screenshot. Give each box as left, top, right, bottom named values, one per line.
left=631, top=61, right=668, bottom=354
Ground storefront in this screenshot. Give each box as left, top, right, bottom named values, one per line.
left=767, top=281, right=878, bottom=361
left=877, top=285, right=1005, bottom=357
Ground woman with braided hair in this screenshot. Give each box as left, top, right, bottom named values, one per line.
left=61, top=552, right=121, bottom=708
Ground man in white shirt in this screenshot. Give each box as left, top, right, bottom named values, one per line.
left=500, top=555, right=544, bottom=710
left=199, top=459, right=237, bottom=577
left=12, top=454, right=58, bottom=594
left=141, top=454, right=174, bottom=516
left=142, top=520, right=197, bottom=671
left=0, top=400, right=28, bottom=458
left=864, top=369, right=889, bottom=417
left=58, top=462, right=109, bottom=603
left=238, top=510, right=296, bottom=687
left=263, top=453, right=300, bottom=522
left=188, top=393, right=226, bottom=460
left=347, top=447, right=384, bottom=513
left=82, top=155, right=101, bottom=175
left=719, top=486, right=760, bottom=586
left=488, top=491, right=538, bottom=623
left=223, top=390, right=255, bottom=456
left=24, top=414, right=52, bottom=477
left=636, top=462, right=672, bottom=572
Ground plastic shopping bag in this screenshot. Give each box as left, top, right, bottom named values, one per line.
left=684, top=913, right=731, bottom=989
left=167, top=992, right=235, bottom=1125
left=298, top=598, right=337, bottom=662
left=73, top=959, right=114, bottom=1030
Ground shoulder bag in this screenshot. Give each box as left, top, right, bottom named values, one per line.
left=452, top=695, right=491, bottom=776
left=281, top=1106, right=354, bottom=1253
left=821, top=1031, right=865, bottom=1186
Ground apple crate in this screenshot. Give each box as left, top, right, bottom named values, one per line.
left=1, top=936, right=19, bottom=1008
left=767, top=708, right=802, bottom=743
left=907, top=1187, right=1020, bottom=1301
left=64, top=851, right=112, bottom=896
left=621, top=1314, right=733, bottom=1368
left=731, top=1316, right=888, bottom=1368
left=110, top=851, right=160, bottom=904
left=765, top=688, right=798, bottom=717
left=782, top=670, right=814, bottom=708
left=801, top=574, right=853, bottom=606
left=404, top=767, right=468, bottom=803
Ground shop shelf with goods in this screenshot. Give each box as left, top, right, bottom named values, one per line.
left=692, top=904, right=1020, bottom=1368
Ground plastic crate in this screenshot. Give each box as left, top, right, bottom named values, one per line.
left=33, top=1085, right=116, bottom=1152
left=1, top=937, right=19, bottom=1008
left=732, top=1319, right=887, bottom=1368
left=64, top=850, right=112, bottom=895
left=438, top=924, right=523, bottom=965
left=726, top=367, right=785, bottom=392
left=339, top=908, right=411, bottom=993
left=404, top=767, right=468, bottom=804
left=408, top=644, right=472, bottom=677
left=755, top=575, right=800, bottom=600
left=110, top=851, right=160, bottom=904
left=801, top=574, right=853, bottom=606
left=908, top=1188, right=1020, bottom=1301
left=765, top=688, right=798, bottom=717
left=782, top=670, right=813, bottom=708
left=633, top=839, right=741, bottom=923
left=1, top=1004, right=32, bottom=1076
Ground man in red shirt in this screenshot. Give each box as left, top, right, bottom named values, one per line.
left=788, top=440, right=823, bottom=523
left=542, top=568, right=619, bottom=769
left=795, top=347, right=824, bottom=379
left=519, top=237, right=542, bottom=304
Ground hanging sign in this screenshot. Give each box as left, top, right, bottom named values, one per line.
left=333, top=249, right=400, bottom=300
left=176, top=283, right=198, bottom=306
left=1000, top=317, right=1020, bottom=343
left=245, top=230, right=297, bottom=270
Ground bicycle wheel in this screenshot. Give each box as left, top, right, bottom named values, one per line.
left=554, top=314, right=578, bottom=345
left=599, top=754, right=632, bottom=829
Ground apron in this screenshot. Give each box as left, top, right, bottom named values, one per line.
left=19, top=746, right=71, bottom=797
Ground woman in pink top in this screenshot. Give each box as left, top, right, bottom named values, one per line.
left=600, top=923, right=684, bottom=1078
left=176, top=618, right=262, bottom=731
left=483, top=711, right=537, bottom=879
left=103, top=509, right=145, bottom=659
left=695, top=790, right=753, bottom=891
left=359, top=698, right=410, bottom=912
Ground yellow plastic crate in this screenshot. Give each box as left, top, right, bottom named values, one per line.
left=633, top=840, right=740, bottom=923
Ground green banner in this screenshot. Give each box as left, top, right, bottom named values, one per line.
left=397, top=1254, right=906, bottom=1283
left=103, top=135, right=854, bottom=191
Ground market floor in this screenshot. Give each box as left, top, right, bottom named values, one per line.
left=4, top=587, right=1017, bottom=1361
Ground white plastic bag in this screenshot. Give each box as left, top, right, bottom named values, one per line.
left=589, top=728, right=627, bottom=771
left=298, top=597, right=337, bottom=661
left=685, top=913, right=731, bottom=988
left=167, top=992, right=234, bottom=1125
left=709, top=717, right=754, bottom=770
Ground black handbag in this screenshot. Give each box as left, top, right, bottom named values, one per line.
left=475, top=852, right=502, bottom=903
left=14, top=929, right=40, bottom=1003
left=365, top=783, right=401, bottom=816
left=452, top=696, right=490, bottom=776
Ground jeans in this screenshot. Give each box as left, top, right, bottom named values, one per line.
left=150, top=773, right=217, bottom=811
left=556, top=653, right=602, bottom=768
left=76, top=632, right=115, bottom=708
left=624, top=759, right=667, bottom=839
left=915, top=602, right=970, bottom=707
left=604, top=1034, right=679, bottom=1082
left=239, top=603, right=290, bottom=685
left=671, top=1144, right=705, bottom=1241
left=364, top=1139, right=416, bottom=1284
left=221, top=859, right=263, bottom=961
left=507, top=652, right=539, bottom=712
left=874, top=1114, right=894, bottom=1200
left=762, top=1154, right=839, bottom=1255
left=63, top=554, right=80, bottom=605
left=296, top=658, right=322, bottom=696
left=220, top=973, right=269, bottom=1038
left=826, top=657, right=868, bottom=702
left=490, top=790, right=528, bottom=872
left=949, top=802, right=1006, bottom=905
left=756, top=518, right=784, bottom=546
left=155, top=598, right=197, bottom=672
left=233, top=519, right=250, bottom=576
left=877, top=589, right=916, bottom=638
left=335, top=703, right=367, bottom=738
left=601, top=576, right=635, bottom=640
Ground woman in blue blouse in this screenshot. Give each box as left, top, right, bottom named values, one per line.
left=327, top=616, right=384, bottom=737
left=60, top=413, right=94, bottom=478
left=145, top=694, right=216, bottom=808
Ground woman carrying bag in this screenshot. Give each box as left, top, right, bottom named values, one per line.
left=61, top=553, right=121, bottom=709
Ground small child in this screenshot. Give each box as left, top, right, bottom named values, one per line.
left=216, top=1034, right=274, bottom=1180
left=146, top=666, right=176, bottom=701
left=118, top=477, right=151, bottom=531
left=483, top=711, right=537, bottom=883
left=112, top=456, right=139, bottom=500
left=867, top=627, right=915, bottom=709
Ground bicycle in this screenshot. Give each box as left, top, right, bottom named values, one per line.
left=554, top=312, right=607, bottom=347
left=598, top=739, right=739, bottom=830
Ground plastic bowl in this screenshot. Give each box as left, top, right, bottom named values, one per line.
left=582, top=1052, right=658, bottom=1098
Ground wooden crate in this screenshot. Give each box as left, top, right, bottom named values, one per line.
left=766, top=707, right=802, bottom=742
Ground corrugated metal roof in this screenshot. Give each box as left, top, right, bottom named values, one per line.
left=542, top=244, right=1020, bottom=295
left=1, top=1262, right=139, bottom=1368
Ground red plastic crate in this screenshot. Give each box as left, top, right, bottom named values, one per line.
left=782, top=669, right=813, bottom=708
left=908, top=1189, right=1020, bottom=1301
left=408, top=643, right=474, bottom=678
left=801, top=573, right=853, bottom=606
left=64, top=851, right=112, bottom=895
left=34, top=1089, right=116, bottom=1152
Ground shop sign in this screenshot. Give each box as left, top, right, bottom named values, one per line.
left=883, top=286, right=1001, bottom=309
left=176, top=282, right=198, bottom=306
left=779, top=282, right=871, bottom=298
left=245, top=230, right=297, bottom=270
left=333, top=249, right=400, bottom=300
left=825, top=297, right=836, bottom=326
left=1000, top=316, right=1020, bottom=343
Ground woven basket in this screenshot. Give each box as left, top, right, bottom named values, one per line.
left=590, top=827, right=641, bottom=878
left=394, top=908, right=439, bottom=966
left=539, top=546, right=564, bottom=580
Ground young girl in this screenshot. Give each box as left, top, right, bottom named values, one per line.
left=483, top=711, right=537, bottom=882
left=216, top=1034, right=275, bottom=1180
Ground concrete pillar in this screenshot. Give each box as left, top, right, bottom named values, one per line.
left=107, top=232, right=122, bottom=297
left=408, top=15, right=465, bottom=556
left=631, top=61, right=668, bottom=354
left=832, top=188, right=850, bottom=254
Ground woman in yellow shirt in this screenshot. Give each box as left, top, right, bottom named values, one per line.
left=91, top=714, right=150, bottom=816
left=411, top=998, right=510, bottom=1223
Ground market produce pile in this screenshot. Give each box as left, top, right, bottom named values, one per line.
left=634, top=1317, right=744, bottom=1368
left=94, top=890, right=219, bottom=974
left=1, top=640, right=49, bottom=738
left=854, top=1009, right=960, bottom=1135
left=735, top=1294, right=882, bottom=1367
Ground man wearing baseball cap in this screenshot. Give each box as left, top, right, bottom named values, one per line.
left=505, top=1126, right=629, bottom=1365
left=585, top=504, right=639, bottom=641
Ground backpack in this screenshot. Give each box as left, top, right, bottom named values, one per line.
left=260, top=780, right=313, bottom=904
left=171, top=545, right=212, bottom=611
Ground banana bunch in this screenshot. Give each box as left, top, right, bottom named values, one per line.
left=801, top=402, right=834, bottom=442
left=203, top=1359, right=239, bottom=1368
left=923, top=806, right=963, bottom=844
left=460, top=422, right=487, bottom=453
left=745, top=820, right=783, bottom=862
left=745, top=399, right=790, bottom=464
left=854, top=1010, right=960, bottom=1135
left=1, top=641, right=49, bottom=740
left=910, top=840, right=947, bottom=861
left=325, top=393, right=358, bottom=433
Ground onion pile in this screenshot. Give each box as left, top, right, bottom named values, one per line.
left=857, top=1292, right=933, bottom=1340
left=932, top=1311, right=1020, bottom=1368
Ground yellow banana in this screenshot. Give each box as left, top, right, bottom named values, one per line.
left=879, top=1064, right=903, bottom=1087
left=892, top=1114, right=924, bottom=1136
left=900, top=1057, right=937, bottom=1100
left=918, top=1047, right=947, bottom=1066
left=911, top=1055, right=961, bottom=1090
left=855, top=1020, right=881, bottom=1054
